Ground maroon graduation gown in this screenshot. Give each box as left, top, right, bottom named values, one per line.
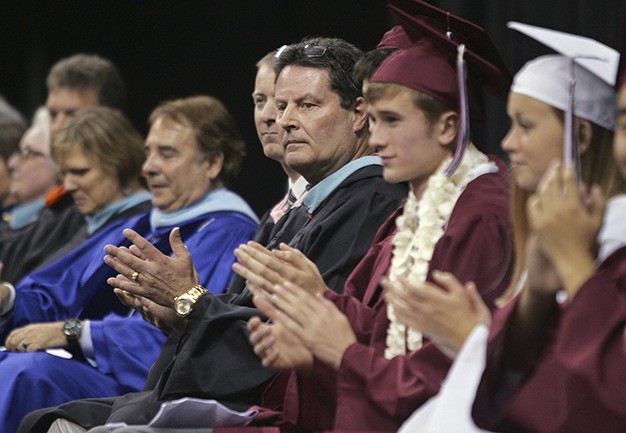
left=273, top=160, right=513, bottom=432
left=472, top=246, right=626, bottom=433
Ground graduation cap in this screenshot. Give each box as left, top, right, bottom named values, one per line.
left=508, top=21, right=619, bottom=181
left=376, top=25, right=413, bottom=50
left=387, top=0, right=511, bottom=101
left=371, top=0, right=511, bottom=175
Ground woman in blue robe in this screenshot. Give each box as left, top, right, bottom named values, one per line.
left=0, top=98, right=258, bottom=433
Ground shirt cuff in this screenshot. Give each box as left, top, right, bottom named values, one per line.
left=79, top=320, right=97, bottom=366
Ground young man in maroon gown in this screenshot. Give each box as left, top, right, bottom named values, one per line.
left=238, top=1, right=515, bottom=431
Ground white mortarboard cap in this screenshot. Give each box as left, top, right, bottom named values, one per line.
left=508, top=21, right=618, bottom=130
left=509, top=21, right=619, bottom=85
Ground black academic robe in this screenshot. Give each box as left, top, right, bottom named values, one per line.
left=0, top=192, right=85, bottom=284
left=227, top=209, right=275, bottom=295
left=19, top=164, right=406, bottom=432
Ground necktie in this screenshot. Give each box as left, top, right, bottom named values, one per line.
left=269, top=188, right=296, bottom=223
left=282, top=188, right=297, bottom=211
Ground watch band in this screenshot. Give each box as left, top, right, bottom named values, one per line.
left=63, top=319, right=86, bottom=362
left=174, top=285, right=208, bottom=317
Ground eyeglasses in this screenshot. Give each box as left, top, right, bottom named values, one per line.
left=13, top=146, right=47, bottom=161
left=302, top=44, right=362, bottom=95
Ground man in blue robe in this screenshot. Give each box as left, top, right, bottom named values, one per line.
left=0, top=95, right=259, bottom=433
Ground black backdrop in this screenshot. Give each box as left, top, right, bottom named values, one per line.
left=1, top=0, right=624, bottom=217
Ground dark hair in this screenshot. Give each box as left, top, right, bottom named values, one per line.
left=149, top=95, right=246, bottom=185
left=275, top=37, right=363, bottom=109
left=52, top=106, right=144, bottom=190
left=46, top=53, right=127, bottom=113
left=353, top=48, right=397, bottom=84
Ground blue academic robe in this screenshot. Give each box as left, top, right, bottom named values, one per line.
left=0, top=209, right=257, bottom=433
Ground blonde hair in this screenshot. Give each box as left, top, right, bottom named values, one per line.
left=52, top=106, right=144, bottom=190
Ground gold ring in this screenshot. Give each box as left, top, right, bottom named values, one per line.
left=131, top=271, right=139, bottom=283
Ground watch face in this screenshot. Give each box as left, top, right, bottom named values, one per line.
left=63, top=319, right=82, bottom=338
left=175, top=299, right=193, bottom=317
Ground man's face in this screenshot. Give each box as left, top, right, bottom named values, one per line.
left=46, top=87, right=98, bottom=133
left=253, top=63, right=283, bottom=161
left=275, top=65, right=359, bottom=185
left=367, top=88, right=448, bottom=192
left=143, top=116, right=220, bottom=212
left=0, top=157, right=11, bottom=206
left=8, top=126, right=58, bottom=203
left=614, top=85, right=626, bottom=179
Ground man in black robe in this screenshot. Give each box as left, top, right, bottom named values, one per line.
left=20, top=37, right=406, bottom=433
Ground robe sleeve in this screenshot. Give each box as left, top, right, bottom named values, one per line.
left=473, top=247, right=626, bottom=433
left=90, top=313, right=167, bottom=392
left=181, top=214, right=258, bottom=295
left=156, top=294, right=277, bottom=410
left=87, top=213, right=257, bottom=394
left=4, top=215, right=144, bottom=339
left=326, top=291, right=380, bottom=344
left=324, top=208, right=399, bottom=344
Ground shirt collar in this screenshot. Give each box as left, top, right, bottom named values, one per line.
left=9, top=198, right=45, bottom=229
left=85, top=191, right=152, bottom=234
left=302, top=155, right=382, bottom=214
left=288, top=176, right=309, bottom=201
left=150, top=187, right=259, bottom=229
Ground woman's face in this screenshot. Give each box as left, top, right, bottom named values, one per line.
left=501, top=92, right=564, bottom=192
left=59, top=145, right=125, bottom=216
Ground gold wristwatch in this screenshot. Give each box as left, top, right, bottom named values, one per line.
left=173, top=285, right=208, bottom=318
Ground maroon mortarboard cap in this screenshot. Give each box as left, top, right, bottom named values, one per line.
left=377, top=25, right=413, bottom=49
left=389, top=0, right=510, bottom=94
left=372, top=0, right=511, bottom=123
left=374, top=40, right=463, bottom=111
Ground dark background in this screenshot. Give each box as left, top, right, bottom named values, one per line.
left=1, top=0, right=624, bottom=217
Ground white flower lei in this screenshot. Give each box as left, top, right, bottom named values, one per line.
left=384, top=145, right=488, bottom=359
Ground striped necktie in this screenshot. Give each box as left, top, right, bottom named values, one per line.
left=269, top=188, right=296, bottom=223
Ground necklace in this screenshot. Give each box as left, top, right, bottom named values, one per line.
left=385, top=145, right=489, bottom=359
